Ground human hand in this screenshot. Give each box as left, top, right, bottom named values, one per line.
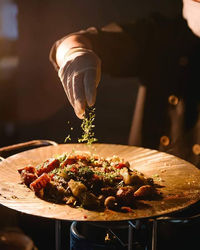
left=58, top=47, right=101, bottom=118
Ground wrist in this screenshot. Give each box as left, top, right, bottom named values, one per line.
left=62, top=47, right=94, bottom=63
left=56, top=34, right=92, bottom=67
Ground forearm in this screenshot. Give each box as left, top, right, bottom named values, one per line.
left=49, top=25, right=140, bottom=76
left=49, top=28, right=97, bottom=71
left=50, top=15, right=181, bottom=77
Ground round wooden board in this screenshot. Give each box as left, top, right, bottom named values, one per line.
left=0, top=143, right=200, bottom=222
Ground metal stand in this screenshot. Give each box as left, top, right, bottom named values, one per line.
left=51, top=214, right=200, bottom=250
left=55, top=220, right=62, bottom=250
left=127, top=219, right=157, bottom=250
left=128, top=222, right=134, bottom=250
left=151, top=219, right=157, bottom=250
left=128, top=220, right=141, bottom=250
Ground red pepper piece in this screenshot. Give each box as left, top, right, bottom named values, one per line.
left=37, top=159, right=60, bottom=176
left=18, top=166, right=38, bottom=186
left=120, top=206, right=133, bottom=213
left=30, top=173, right=50, bottom=192
left=115, top=163, right=127, bottom=169
left=76, top=155, right=87, bottom=161
left=18, top=166, right=36, bottom=174
left=92, top=174, right=100, bottom=181
left=21, top=172, right=37, bottom=186
left=49, top=173, right=55, bottom=180
left=61, top=158, right=77, bottom=167
left=70, top=167, right=78, bottom=173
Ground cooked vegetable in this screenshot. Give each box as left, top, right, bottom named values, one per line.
left=30, top=173, right=50, bottom=192
left=81, top=191, right=100, bottom=209
left=134, top=185, right=155, bottom=198
left=68, top=179, right=87, bottom=197
left=18, top=152, right=160, bottom=211
left=104, top=196, right=116, bottom=208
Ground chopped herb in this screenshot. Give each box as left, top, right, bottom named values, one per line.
left=64, top=121, right=73, bottom=143
left=64, top=108, right=97, bottom=145
left=57, top=154, right=67, bottom=162
left=78, top=107, right=98, bottom=145
left=77, top=166, right=94, bottom=178
left=152, top=174, right=159, bottom=178
left=51, top=168, right=59, bottom=174
left=117, top=180, right=124, bottom=187
left=64, top=135, right=71, bottom=143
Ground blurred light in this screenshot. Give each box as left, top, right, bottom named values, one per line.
left=0, top=56, right=18, bottom=69
left=0, top=56, right=19, bottom=80
left=0, top=0, right=18, bottom=40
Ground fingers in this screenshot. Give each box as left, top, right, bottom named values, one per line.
left=72, top=73, right=86, bottom=119
left=84, top=69, right=97, bottom=107
left=59, top=62, right=86, bottom=119
left=62, top=67, right=75, bottom=108
left=66, top=77, right=75, bottom=108
left=61, top=68, right=98, bottom=118
left=95, top=56, right=101, bottom=87
left=58, top=50, right=101, bottom=119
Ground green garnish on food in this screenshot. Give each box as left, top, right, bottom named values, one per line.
left=19, top=152, right=160, bottom=211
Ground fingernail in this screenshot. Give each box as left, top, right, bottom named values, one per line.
left=75, top=109, right=85, bottom=119
left=87, top=94, right=96, bottom=107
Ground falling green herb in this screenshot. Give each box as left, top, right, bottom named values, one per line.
left=78, top=107, right=97, bottom=145
left=64, top=134, right=71, bottom=143
left=64, top=121, right=73, bottom=143
left=64, top=108, right=97, bottom=145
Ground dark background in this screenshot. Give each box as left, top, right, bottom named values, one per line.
left=0, top=0, right=182, bottom=148
left=0, top=1, right=182, bottom=249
